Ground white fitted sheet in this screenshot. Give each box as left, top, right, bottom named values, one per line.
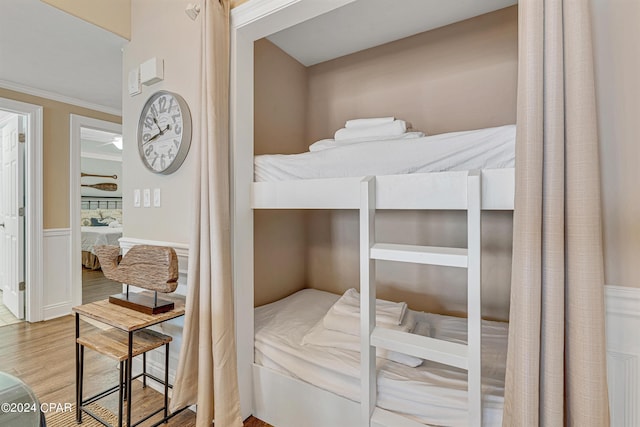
left=254, top=125, right=515, bottom=182
left=255, top=289, right=507, bottom=427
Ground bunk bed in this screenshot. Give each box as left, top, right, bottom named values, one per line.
left=246, top=125, right=514, bottom=427
left=230, top=2, right=517, bottom=426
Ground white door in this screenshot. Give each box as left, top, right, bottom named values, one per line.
left=1, top=115, right=25, bottom=319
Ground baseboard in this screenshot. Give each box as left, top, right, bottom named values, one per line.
left=42, top=301, right=72, bottom=320
left=605, top=284, right=640, bottom=427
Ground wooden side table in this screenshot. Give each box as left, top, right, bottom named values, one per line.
left=73, top=294, right=185, bottom=427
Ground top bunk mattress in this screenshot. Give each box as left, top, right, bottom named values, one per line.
left=255, top=288, right=507, bottom=427
left=254, top=125, right=515, bottom=182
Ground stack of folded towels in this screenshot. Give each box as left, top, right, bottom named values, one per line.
left=302, top=288, right=430, bottom=367
left=309, top=117, right=425, bottom=152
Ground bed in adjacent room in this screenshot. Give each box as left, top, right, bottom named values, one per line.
left=80, top=198, right=123, bottom=270
left=81, top=225, right=123, bottom=269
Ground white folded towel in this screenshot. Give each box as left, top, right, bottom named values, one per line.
left=330, top=288, right=407, bottom=326
left=334, top=120, right=407, bottom=142
left=308, top=132, right=425, bottom=152
left=345, top=117, right=395, bottom=128
left=303, top=314, right=428, bottom=368
left=323, top=307, right=414, bottom=337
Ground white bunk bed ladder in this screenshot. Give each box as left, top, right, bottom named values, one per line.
left=360, top=171, right=482, bottom=427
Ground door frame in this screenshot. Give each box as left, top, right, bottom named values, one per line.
left=0, top=97, right=44, bottom=322
left=69, top=115, right=122, bottom=307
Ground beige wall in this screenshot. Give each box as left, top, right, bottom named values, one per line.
left=254, top=39, right=308, bottom=155
left=254, top=39, right=308, bottom=305
left=306, top=6, right=518, bottom=143
left=591, top=0, right=640, bottom=289
left=122, top=0, right=200, bottom=244
left=41, top=0, right=131, bottom=40
left=0, top=87, right=121, bottom=229
left=304, top=6, right=518, bottom=320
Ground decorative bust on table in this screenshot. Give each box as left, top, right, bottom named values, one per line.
left=94, top=245, right=178, bottom=314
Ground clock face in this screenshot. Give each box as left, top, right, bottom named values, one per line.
left=137, top=91, right=192, bottom=174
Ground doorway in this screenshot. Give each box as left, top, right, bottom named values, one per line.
left=70, top=115, right=123, bottom=306
left=0, top=110, right=25, bottom=325
left=0, top=98, right=43, bottom=323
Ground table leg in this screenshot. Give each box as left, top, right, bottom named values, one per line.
left=143, top=352, right=147, bottom=388
left=127, top=331, right=133, bottom=427
left=79, top=346, right=84, bottom=421
left=164, top=342, right=169, bottom=421
left=123, top=361, right=127, bottom=401
left=118, top=361, right=124, bottom=427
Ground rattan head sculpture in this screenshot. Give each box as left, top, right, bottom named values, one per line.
left=95, top=245, right=178, bottom=293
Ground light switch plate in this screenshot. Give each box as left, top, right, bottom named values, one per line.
left=128, top=67, right=141, bottom=96
left=153, top=188, right=161, bottom=207
left=133, top=189, right=141, bottom=207
left=143, top=189, right=151, bottom=207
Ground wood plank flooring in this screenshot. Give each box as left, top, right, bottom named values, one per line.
left=0, top=315, right=271, bottom=426
left=82, top=268, right=123, bottom=304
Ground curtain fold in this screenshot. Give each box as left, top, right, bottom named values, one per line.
left=503, top=1, right=609, bottom=425
left=170, top=1, right=243, bottom=426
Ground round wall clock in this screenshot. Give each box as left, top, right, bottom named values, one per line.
left=137, top=90, right=192, bottom=174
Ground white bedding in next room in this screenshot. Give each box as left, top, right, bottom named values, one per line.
left=254, top=125, right=515, bottom=182
left=81, top=226, right=123, bottom=254
left=254, top=289, right=508, bottom=427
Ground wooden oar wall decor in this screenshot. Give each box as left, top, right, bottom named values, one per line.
left=82, top=172, right=118, bottom=179
left=81, top=172, right=118, bottom=191
left=81, top=183, right=118, bottom=191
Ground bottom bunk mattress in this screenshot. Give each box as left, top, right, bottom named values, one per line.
left=254, top=289, right=507, bottom=427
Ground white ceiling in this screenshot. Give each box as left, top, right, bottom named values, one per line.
left=81, top=127, right=122, bottom=159
left=267, top=0, right=517, bottom=66
left=0, top=0, right=126, bottom=112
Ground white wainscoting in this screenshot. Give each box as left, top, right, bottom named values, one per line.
left=43, top=228, right=72, bottom=320
left=119, top=237, right=189, bottom=394
left=606, top=285, right=640, bottom=427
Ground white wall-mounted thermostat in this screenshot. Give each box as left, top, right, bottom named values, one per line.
left=140, top=57, right=164, bottom=86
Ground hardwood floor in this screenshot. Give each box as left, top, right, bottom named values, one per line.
left=0, top=315, right=271, bottom=426
left=82, top=268, right=123, bottom=304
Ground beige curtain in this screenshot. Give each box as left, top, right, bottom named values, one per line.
left=170, top=1, right=243, bottom=426
left=503, top=1, right=609, bottom=426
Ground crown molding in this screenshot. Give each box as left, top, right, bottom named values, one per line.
left=230, top=0, right=355, bottom=37
left=80, top=151, right=122, bottom=162
left=0, top=79, right=121, bottom=117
